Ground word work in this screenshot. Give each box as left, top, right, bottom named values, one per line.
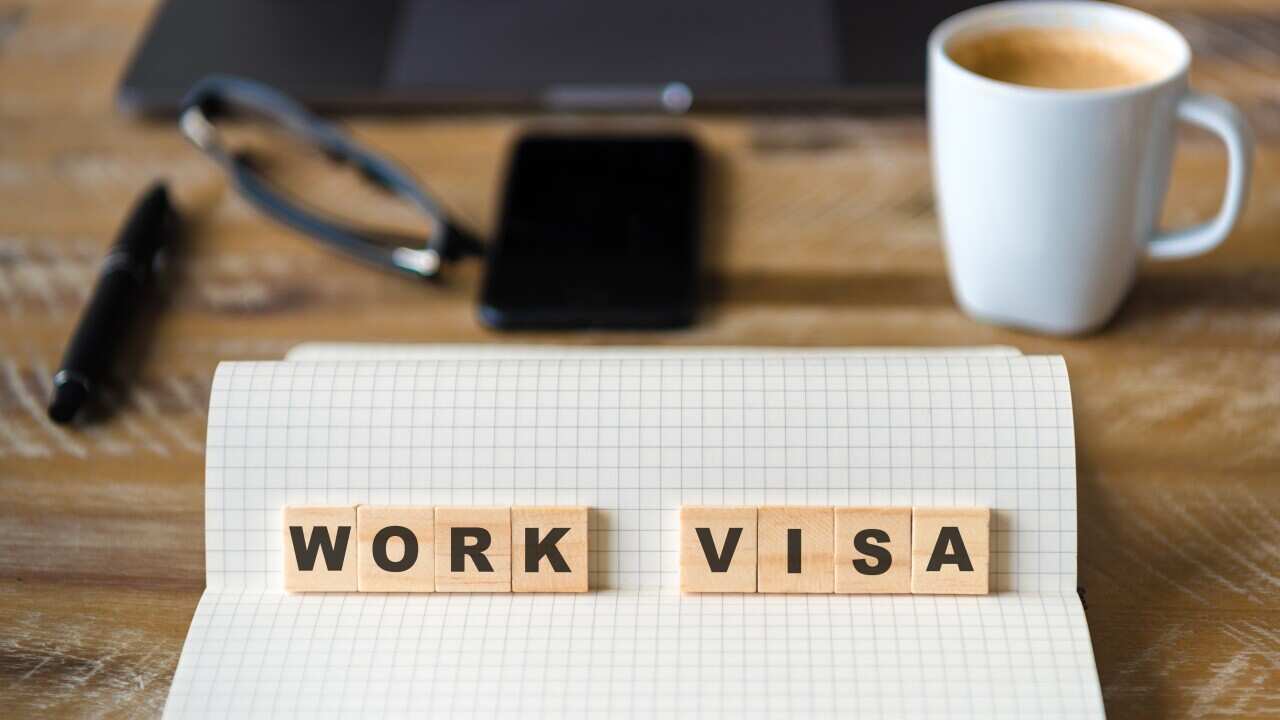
left=681, top=506, right=990, bottom=595
left=283, top=505, right=589, bottom=593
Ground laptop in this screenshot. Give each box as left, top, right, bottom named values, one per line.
left=119, top=0, right=982, bottom=115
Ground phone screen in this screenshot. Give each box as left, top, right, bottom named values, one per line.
left=480, top=135, right=700, bottom=329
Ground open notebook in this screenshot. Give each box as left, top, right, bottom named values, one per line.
left=165, top=347, right=1103, bottom=718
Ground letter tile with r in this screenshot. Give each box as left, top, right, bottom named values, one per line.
left=435, top=507, right=512, bottom=592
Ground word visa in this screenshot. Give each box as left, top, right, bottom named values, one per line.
left=681, top=506, right=990, bottom=594
left=283, top=506, right=589, bottom=593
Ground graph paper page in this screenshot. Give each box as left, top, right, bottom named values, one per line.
left=166, top=355, right=1102, bottom=718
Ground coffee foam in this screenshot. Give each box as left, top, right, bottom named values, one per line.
left=947, top=26, right=1171, bottom=90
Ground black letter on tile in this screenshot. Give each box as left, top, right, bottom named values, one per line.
left=695, top=527, right=743, bottom=573
left=852, top=529, right=892, bottom=576
left=787, top=528, right=802, bottom=574
left=926, top=526, right=974, bottom=572
left=289, top=525, right=351, bottom=571
left=372, top=525, right=418, bottom=573
left=452, top=527, right=494, bottom=572
left=525, top=527, right=572, bottom=573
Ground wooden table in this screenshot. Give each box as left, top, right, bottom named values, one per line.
left=1, top=0, right=1277, bottom=716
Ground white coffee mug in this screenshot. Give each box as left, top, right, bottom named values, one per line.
left=929, top=1, right=1253, bottom=335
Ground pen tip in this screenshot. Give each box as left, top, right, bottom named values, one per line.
left=48, top=382, right=88, bottom=424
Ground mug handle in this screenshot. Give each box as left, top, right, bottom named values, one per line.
left=1148, top=91, right=1254, bottom=260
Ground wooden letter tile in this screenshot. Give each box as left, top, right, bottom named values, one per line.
left=911, top=507, right=990, bottom=595
left=680, top=506, right=757, bottom=593
left=435, top=507, right=512, bottom=592
left=357, top=505, right=434, bottom=593
left=757, top=506, right=833, bottom=594
left=834, top=506, right=911, bottom=594
left=511, top=506, right=589, bottom=593
left=282, top=505, right=357, bottom=593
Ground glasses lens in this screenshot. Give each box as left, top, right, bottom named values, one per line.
left=210, top=110, right=431, bottom=244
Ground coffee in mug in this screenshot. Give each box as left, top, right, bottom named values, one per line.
left=947, top=27, right=1167, bottom=90
left=929, top=2, right=1253, bottom=335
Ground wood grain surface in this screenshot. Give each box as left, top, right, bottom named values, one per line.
left=1, top=0, right=1277, bottom=716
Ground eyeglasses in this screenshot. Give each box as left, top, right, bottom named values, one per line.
left=179, top=75, right=483, bottom=280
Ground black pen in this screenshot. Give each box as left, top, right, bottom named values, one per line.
left=48, top=182, right=178, bottom=424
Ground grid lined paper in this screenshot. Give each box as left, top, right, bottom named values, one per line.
left=166, top=354, right=1103, bottom=718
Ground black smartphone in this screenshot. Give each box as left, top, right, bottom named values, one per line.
left=479, top=134, right=700, bottom=330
